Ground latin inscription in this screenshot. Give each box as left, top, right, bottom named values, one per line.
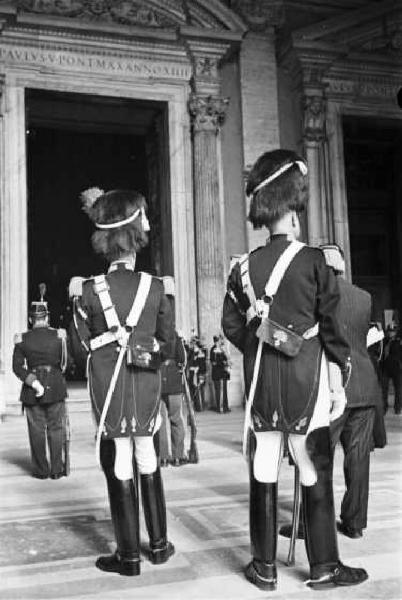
left=0, top=45, right=191, bottom=80
left=328, top=78, right=399, bottom=99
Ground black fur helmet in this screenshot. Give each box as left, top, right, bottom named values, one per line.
left=247, top=149, right=308, bottom=229
left=246, top=149, right=307, bottom=197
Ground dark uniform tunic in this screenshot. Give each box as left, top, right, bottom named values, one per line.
left=222, top=235, right=350, bottom=435
left=187, top=343, right=207, bottom=412
left=75, top=264, right=173, bottom=438
left=13, top=328, right=67, bottom=406
left=12, top=326, right=68, bottom=477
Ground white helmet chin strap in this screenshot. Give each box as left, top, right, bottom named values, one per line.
left=95, top=206, right=150, bottom=232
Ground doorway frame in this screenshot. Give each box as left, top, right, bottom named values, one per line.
left=1, top=69, right=196, bottom=403
left=326, top=98, right=402, bottom=282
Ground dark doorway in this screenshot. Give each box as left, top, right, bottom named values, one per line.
left=26, top=89, right=171, bottom=330
left=343, top=116, right=402, bottom=324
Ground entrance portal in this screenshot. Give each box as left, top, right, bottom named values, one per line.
left=343, top=116, right=402, bottom=324
left=26, top=89, right=172, bottom=329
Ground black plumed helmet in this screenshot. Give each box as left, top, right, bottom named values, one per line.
left=246, top=149, right=307, bottom=197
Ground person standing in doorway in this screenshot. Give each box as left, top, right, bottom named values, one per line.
left=12, top=301, right=69, bottom=479
left=71, top=188, right=175, bottom=577
left=222, top=149, right=368, bottom=590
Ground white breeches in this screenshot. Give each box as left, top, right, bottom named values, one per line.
left=113, top=412, right=162, bottom=480
left=253, top=353, right=330, bottom=487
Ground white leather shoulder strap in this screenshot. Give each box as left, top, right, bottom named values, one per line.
left=126, top=272, right=152, bottom=329
left=265, top=241, right=305, bottom=299
left=238, top=253, right=257, bottom=310
left=93, top=275, right=121, bottom=331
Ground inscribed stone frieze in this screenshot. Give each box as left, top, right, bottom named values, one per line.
left=0, top=44, right=191, bottom=79
left=327, top=78, right=399, bottom=99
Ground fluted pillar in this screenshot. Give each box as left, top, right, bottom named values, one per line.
left=189, top=94, right=229, bottom=345
left=303, top=92, right=332, bottom=247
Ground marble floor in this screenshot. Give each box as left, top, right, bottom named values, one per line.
left=0, top=400, right=401, bottom=600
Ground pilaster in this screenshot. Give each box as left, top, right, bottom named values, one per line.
left=0, top=80, right=28, bottom=408
left=235, top=0, right=283, bottom=250
left=185, top=36, right=231, bottom=346
left=302, top=89, right=333, bottom=248
left=188, top=93, right=229, bottom=346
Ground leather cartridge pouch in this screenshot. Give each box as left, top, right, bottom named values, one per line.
left=126, top=333, right=161, bottom=370
left=256, top=317, right=304, bottom=358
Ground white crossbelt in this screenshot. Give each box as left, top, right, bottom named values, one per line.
left=242, top=241, right=308, bottom=457
left=92, top=272, right=152, bottom=467
left=90, top=273, right=152, bottom=350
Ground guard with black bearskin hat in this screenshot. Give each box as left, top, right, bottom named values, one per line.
left=222, top=150, right=368, bottom=590
left=70, top=187, right=174, bottom=577
left=12, top=299, right=69, bottom=480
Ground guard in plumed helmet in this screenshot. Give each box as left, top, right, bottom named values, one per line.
left=222, top=149, right=368, bottom=590
left=70, top=187, right=174, bottom=577
left=12, top=299, right=69, bottom=479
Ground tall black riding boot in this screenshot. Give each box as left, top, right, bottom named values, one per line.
left=245, top=433, right=277, bottom=591
left=140, top=468, right=175, bottom=564
left=97, top=439, right=141, bottom=576
left=302, top=427, right=368, bottom=589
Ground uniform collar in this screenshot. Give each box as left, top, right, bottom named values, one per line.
left=108, top=259, right=136, bottom=273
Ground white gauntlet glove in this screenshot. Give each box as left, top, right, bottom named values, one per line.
left=328, top=361, right=347, bottom=422
left=32, top=380, right=45, bottom=398
left=329, top=388, right=347, bottom=422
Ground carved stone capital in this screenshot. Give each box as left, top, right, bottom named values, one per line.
left=303, top=94, right=326, bottom=143
left=230, top=0, right=284, bottom=32
left=194, top=56, right=219, bottom=82
left=189, top=94, right=229, bottom=133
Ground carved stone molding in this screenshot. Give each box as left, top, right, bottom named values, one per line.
left=188, top=94, right=229, bottom=133
left=303, top=94, right=326, bottom=143
left=326, top=77, right=400, bottom=100
left=230, top=0, right=284, bottom=31
left=0, top=44, right=192, bottom=80
left=359, top=28, right=402, bottom=54
left=18, top=0, right=181, bottom=28
left=194, top=56, right=219, bottom=81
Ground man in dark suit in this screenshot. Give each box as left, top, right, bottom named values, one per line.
left=321, top=244, right=383, bottom=539
left=12, top=301, right=69, bottom=479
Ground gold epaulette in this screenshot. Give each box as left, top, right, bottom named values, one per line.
left=57, top=328, right=67, bottom=339
left=13, top=332, right=23, bottom=344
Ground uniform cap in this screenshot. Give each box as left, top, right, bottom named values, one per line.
left=29, top=301, right=48, bottom=318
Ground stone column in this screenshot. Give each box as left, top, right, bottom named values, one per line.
left=0, top=81, right=28, bottom=411
left=303, top=91, right=332, bottom=247
left=326, top=100, right=352, bottom=279
left=189, top=94, right=229, bottom=345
